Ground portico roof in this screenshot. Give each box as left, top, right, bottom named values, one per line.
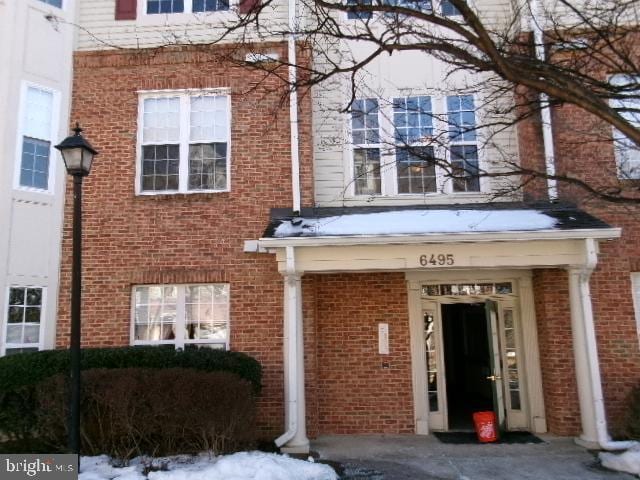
left=260, top=202, right=620, bottom=247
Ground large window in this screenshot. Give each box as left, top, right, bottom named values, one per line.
left=349, top=93, right=482, bottom=196
left=610, top=74, right=640, bottom=179
left=3, top=287, right=43, bottom=356
left=132, top=284, right=229, bottom=349
left=138, top=91, right=230, bottom=194
left=146, top=0, right=229, bottom=14
left=17, top=86, right=56, bottom=191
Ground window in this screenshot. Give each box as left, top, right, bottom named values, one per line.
left=146, top=0, right=229, bottom=14
left=138, top=91, right=230, bottom=194
left=132, top=284, right=229, bottom=349
left=347, top=0, right=373, bottom=19
left=382, top=0, right=432, bottom=14
left=351, top=99, right=381, bottom=195
left=38, top=0, right=63, bottom=7
left=393, top=96, right=436, bottom=194
left=632, top=273, right=640, bottom=346
left=441, top=0, right=461, bottom=16
left=447, top=94, right=480, bottom=192
left=3, top=287, right=43, bottom=356
left=349, top=94, right=482, bottom=196
left=18, top=86, right=55, bottom=191
left=610, top=74, right=640, bottom=179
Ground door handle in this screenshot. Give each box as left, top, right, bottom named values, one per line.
left=486, top=375, right=502, bottom=381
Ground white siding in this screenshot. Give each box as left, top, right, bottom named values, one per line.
left=0, top=0, right=76, bottom=353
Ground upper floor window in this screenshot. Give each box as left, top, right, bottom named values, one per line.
left=347, top=0, right=373, bottom=19
left=441, top=0, right=461, bottom=16
left=351, top=99, right=381, bottom=195
left=38, top=0, right=63, bottom=7
left=138, top=91, right=230, bottom=194
left=348, top=93, right=481, bottom=197
left=132, top=284, right=229, bottom=349
left=447, top=94, right=479, bottom=192
left=146, top=0, right=229, bottom=14
left=17, top=85, right=56, bottom=192
left=610, top=74, right=640, bottom=180
left=3, top=287, right=43, bottom=356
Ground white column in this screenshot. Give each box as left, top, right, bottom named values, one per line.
left=279, top=270, right=309, bottom=453
left=567, top=268, right=598, bottom=446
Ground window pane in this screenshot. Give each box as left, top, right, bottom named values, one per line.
left=8, top=307, right=23, bottom=324
left=19, top=137, right=50, bottom=190
left=424, top=312, right=438, bottom=412
left=447, top=94, right=476, bottom=141
left=347, top=0, right=372, bottom=19
left=143, top=97, right=180, bottom=143
left=188, top=143, right=227, bottom=190
left=190, top=96, right=228, bottom=142
left=351, top=99, right=379, bottom=145
left=193, top=0, right=230, bottom=12
left=6, top=325, right=23, bottom=344
left=9, top=288, right=25, bottom=306
left=441, top=0, right=461, bottom=16
left=396, top=147, right=436, bottom=194
left=184, top=284, right=229, bottom=342
left=393, top=96, right=433, bottom=143
left=141, top=145, right=180, bottom=191
left=39, top=0, right=63, bottom=7
left=450, top=145, right=479, bottom=192
left=147, top=0, right=184, bottom=13
left=353, top=148, right=381, bottom=195
left=23, top=87, right=53, bottom=141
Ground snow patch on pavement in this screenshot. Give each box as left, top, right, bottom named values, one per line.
left=80, top=452, right=338, bottom=480
left=599, top=445, right=640, bottom=477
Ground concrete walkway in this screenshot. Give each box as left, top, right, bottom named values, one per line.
left=312, top=434, right=636, bottom=480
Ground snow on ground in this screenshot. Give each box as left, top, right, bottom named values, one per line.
left=273, top=209, right=558, bottom=238
left=80, top=452, right=338, bottom=480
left=599, top=445, right=640, bottom=477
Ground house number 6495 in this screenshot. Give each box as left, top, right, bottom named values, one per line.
left=419, top=254, right=455, bottom=266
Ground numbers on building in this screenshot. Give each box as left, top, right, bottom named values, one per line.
left=419, top=254, right=455, bottom=267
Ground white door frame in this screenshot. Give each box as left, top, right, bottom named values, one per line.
left=407, top=269, right=547, bottom=435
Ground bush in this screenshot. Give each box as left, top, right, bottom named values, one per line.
left=35, top=368, right=256, bottom=459
left=0, top=347, right=261, bottom=448
left=624, top=385, right=640, bottom=440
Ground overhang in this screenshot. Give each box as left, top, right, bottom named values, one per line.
left=257, top=203, right=620, bottom=273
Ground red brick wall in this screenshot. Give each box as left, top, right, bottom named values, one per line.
left=57, top=43, right=314, bottom=437
left=303, top=273, right=415, bottom=435
left=533, top=269, right=581, bottom=435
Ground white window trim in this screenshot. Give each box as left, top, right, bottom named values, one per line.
left=13, top=82, right=61, bottom=195
left=347, top=93, right=485, bottom=198
left=136, top=88, right=231, bottom=196
left=130, top=283, right=230, bottom=350
left=631, top=273, right=640, bottom=348
left=1, top=286, right=46, bottom=357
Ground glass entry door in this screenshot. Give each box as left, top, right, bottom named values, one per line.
left=424, top=296, right=528, bottom=431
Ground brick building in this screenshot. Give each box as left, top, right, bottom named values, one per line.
left=32, top=0, right=640, bottom=455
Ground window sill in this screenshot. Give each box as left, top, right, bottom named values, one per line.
left=135, top=190, right=231, bottom=201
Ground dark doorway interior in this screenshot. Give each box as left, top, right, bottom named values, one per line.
left=442, top=303, right=494, bottom=430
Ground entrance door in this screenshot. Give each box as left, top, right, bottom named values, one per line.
left=441, top=303, right=494, bottom=430
left=485, top=300, right=506, bottom=429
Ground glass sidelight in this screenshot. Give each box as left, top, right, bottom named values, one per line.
left=424, top=312, right=439, bottom=412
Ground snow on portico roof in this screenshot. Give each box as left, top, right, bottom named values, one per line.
left=263, top=203, right=614, bottom=240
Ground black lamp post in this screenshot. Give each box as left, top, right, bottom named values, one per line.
left=55, top=124, right=98, bottom=455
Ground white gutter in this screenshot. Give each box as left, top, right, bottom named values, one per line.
left=258, top=227, right=622, bottom=248
left=275, top=246, right=299, bottom=447
left=530, top=0, right=558, bottom=200
left=288, top=0, right=301, bottom=213
left=577, top=239, right=638, bottom=451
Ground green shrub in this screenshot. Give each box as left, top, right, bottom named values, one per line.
left=0, top=347, right=261, bottom=448
left=624, top=385, right=640, bottom=440
left=35, top=368, right=256, bottom=459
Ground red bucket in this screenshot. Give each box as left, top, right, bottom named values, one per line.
left=473, top=411, right=499, bottom=443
